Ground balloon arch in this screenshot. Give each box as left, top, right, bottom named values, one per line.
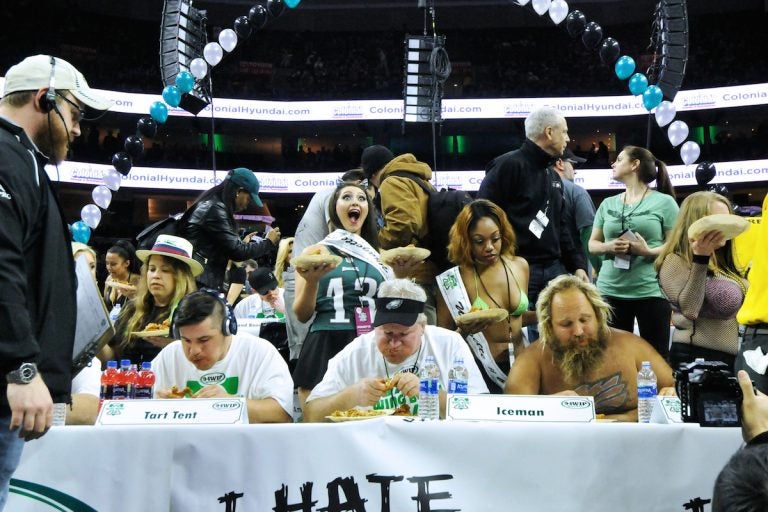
left=71, top=0, right=710, bottom=243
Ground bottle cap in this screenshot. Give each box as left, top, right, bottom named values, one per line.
left=641, top=361, right=651, bottom=367
left=141, top=361, right=152, bottom=370
left=120, top=359, right=131, bottom=367
left=107, top=360, right=117, bottom=368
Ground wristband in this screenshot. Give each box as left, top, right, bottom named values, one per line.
left=692, top=254, right=710, bottom=265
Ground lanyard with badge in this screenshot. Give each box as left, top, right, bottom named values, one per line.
left=348, top=255, right=373, bottom=335
left=528, top=168, right=553, bottom=239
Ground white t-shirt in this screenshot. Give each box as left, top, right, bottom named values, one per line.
left=307, top=325, right=489, bottom=410
left=234, top=288, right=285, bottom=320
left=71, top=357, right=101, bottom=397
left=152, top=332, right=294, bottom=416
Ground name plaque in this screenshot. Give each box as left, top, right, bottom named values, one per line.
left=96, top=398, right=248, bottom=426
left=650, top=396, right=683, bottom=424
left=446, top=394, right=596, bottom=422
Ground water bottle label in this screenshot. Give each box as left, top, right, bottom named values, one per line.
left=420, top=378, right=439, bottom=394
left=448, top=380, right=468, bottom=394
left=638, top=384, right=657, bottom=399
left=134, top=387, right=153, bottom=400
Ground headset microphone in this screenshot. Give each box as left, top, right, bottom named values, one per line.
left=40, top=56, right=57, bottom=113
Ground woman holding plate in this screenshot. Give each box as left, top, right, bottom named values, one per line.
left=103, top=235, right=200, bottom=366
left=292, top=181, right=418, bottom=411
left=436, top=199, right=531, bottom=393
left=655, top=191, right=748, bottom=370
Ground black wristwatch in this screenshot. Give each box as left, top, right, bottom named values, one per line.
left=6, top=362, right=38, bottom=385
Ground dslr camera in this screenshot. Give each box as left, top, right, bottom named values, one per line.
left=675, top=360, right=743, bottom=427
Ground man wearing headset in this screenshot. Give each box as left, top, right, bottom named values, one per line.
left=152, top=290, right=294, bottom=423
left=0, top=55, right=111, bottom=507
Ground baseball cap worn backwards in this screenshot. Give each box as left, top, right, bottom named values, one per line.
left=228, top=168, right=263, bottom=207
left=3, top=55, right=112, bottom=111
left=361, top=145, right=394, bottom=179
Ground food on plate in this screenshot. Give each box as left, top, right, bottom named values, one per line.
left=169, top=385, right=193, bottom=398
left=292, top=253, right=343, bottom=271
left=455, top=308, right=509, bottom=326
left=379, top=245, right=431, bottom=265
left=392, top=404, right=412, bottom=416
left=145, top=318, right=172, bottom=331
left=329, top=408, right=389, bottom=418
left=687, top=213, right=750, bottom=241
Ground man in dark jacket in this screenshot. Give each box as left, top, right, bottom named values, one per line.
left=0, top=54, right=111, bottom=508
left=178, top=168, right=280, bottom=291
left=478, top=107, right=588, bottom=340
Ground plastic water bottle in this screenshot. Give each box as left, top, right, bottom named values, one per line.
left=448, top=356, right=469, bottom=395
left=125, top=363, right=139, bottom=399
left=135, top=362, right=155, bottom=399
left=637, top=361, right=657, bottom=423
left=109, top=303, right=122, bottom=323
left=418, top=355, right=440, bottom=420
left=100, top=360, right=119, bottom=408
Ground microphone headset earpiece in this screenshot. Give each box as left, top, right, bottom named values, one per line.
left=170, top=289, right=238, bottom=340
left=39, top=56, right=57, bottom=113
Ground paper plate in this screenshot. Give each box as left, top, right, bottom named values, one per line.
left=326, top=408, right=394, bottom=422
left=455, top=308, right=509, bottom=326
left=293, top=253, right=342, bottom=271
left=131, top=329, right=170, bottom=338
left=380, top=246, right=431, bottom=265
left=687, top=214, right=750, bottom=241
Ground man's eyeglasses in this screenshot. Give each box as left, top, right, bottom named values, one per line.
left=56, top=92, right=86, bottom=123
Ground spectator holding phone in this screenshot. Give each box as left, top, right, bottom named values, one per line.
left=588, top=146, right=678, bottom=357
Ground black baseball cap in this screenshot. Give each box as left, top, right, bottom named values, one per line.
left=561, top=148, right=587, bottom=164
left=248, top=268, right=278, bottom=295
left=372, top=297, right=425, bottom=327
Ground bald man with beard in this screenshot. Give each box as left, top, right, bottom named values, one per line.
left=505, top=275, right=675, bottom=422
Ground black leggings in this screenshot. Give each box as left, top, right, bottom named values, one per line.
left=604, top=296, right=671, bottom=358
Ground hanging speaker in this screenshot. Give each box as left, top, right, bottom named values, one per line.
left=656, top=0, right=688, bottom=101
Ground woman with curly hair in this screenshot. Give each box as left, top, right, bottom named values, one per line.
left=436, top=199, right=531, bottom=393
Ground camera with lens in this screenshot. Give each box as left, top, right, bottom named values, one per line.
left=675, top=360, right=742, bottom=427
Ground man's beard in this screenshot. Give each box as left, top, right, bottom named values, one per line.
left=550, top=334, right=607, bottom=384
left=38, top=115, right=70, bottom=164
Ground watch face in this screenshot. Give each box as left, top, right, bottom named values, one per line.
left=19, top=363, right=36, bottom=382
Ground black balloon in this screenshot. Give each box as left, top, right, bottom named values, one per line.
left=112, top=151, right=133, bottom=176
left=599, top=38, right=621, bottom=65
left=709, top=183, right=729, bottom=197
left=234, top=15, right=252, bottom=39
left=248, top=5, right=268, bottom=29
left=582, top=22, right=603, bottom=49
left=137, top=116, right=158, bottom=138
left=565, top=10, right=587, bottom=38
left=266, top=0, right=286, bottom=18
left=696, top=161, right=717, bottom=186
left=124, top=135, right=144, bottom=158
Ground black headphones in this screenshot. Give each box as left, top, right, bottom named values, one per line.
left=39, top=56, right=57, bottom=113
left=170, top=289, right=238, bottom=339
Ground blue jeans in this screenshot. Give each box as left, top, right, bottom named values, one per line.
left=0, top=412, right=24, bottom=511
left=527, top=260, right=567, bottom=341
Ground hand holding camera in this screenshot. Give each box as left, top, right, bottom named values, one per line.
left=737, top=370, right=768, bottom=443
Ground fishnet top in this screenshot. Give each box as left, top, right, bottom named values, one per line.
left=658, top=253, right=747, bottom=355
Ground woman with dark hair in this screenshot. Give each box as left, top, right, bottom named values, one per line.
left=436, top=199, right=530, bottom=393
left=292, top=181, right=415, bottom=411
left=178, top=167, right=281, bottom=290
left=656, top=191, right=747, bottom=369
left=588, top=145, right=679, bottom=356
left=103, top=239, right=141, bottom=312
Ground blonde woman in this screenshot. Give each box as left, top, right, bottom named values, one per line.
left=656, top=191, right=747, bottom=369
left=104, top=235, right=200, bottom=365
left=274, top=237, right=294, bottom=288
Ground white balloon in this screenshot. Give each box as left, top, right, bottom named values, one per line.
left=532, top=0, right=551, bottom=15
left=102, top=168, right=122, bottom=191
left=218, top=28, right=238, bottom=53
left=667, top=120, right=689, bottom=147
left=81, top=204, right=102, bottom=230
left=654, top=101, right=677, bottom=128
left=91, top=185, right=112, bottom=209
left=190, top=57, right=208, bottom=79
left=203, top=42, right=224, bottom=66
left=548, top=0, right=569, bottom=24
left=680, top=141, right=701, bottom=165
